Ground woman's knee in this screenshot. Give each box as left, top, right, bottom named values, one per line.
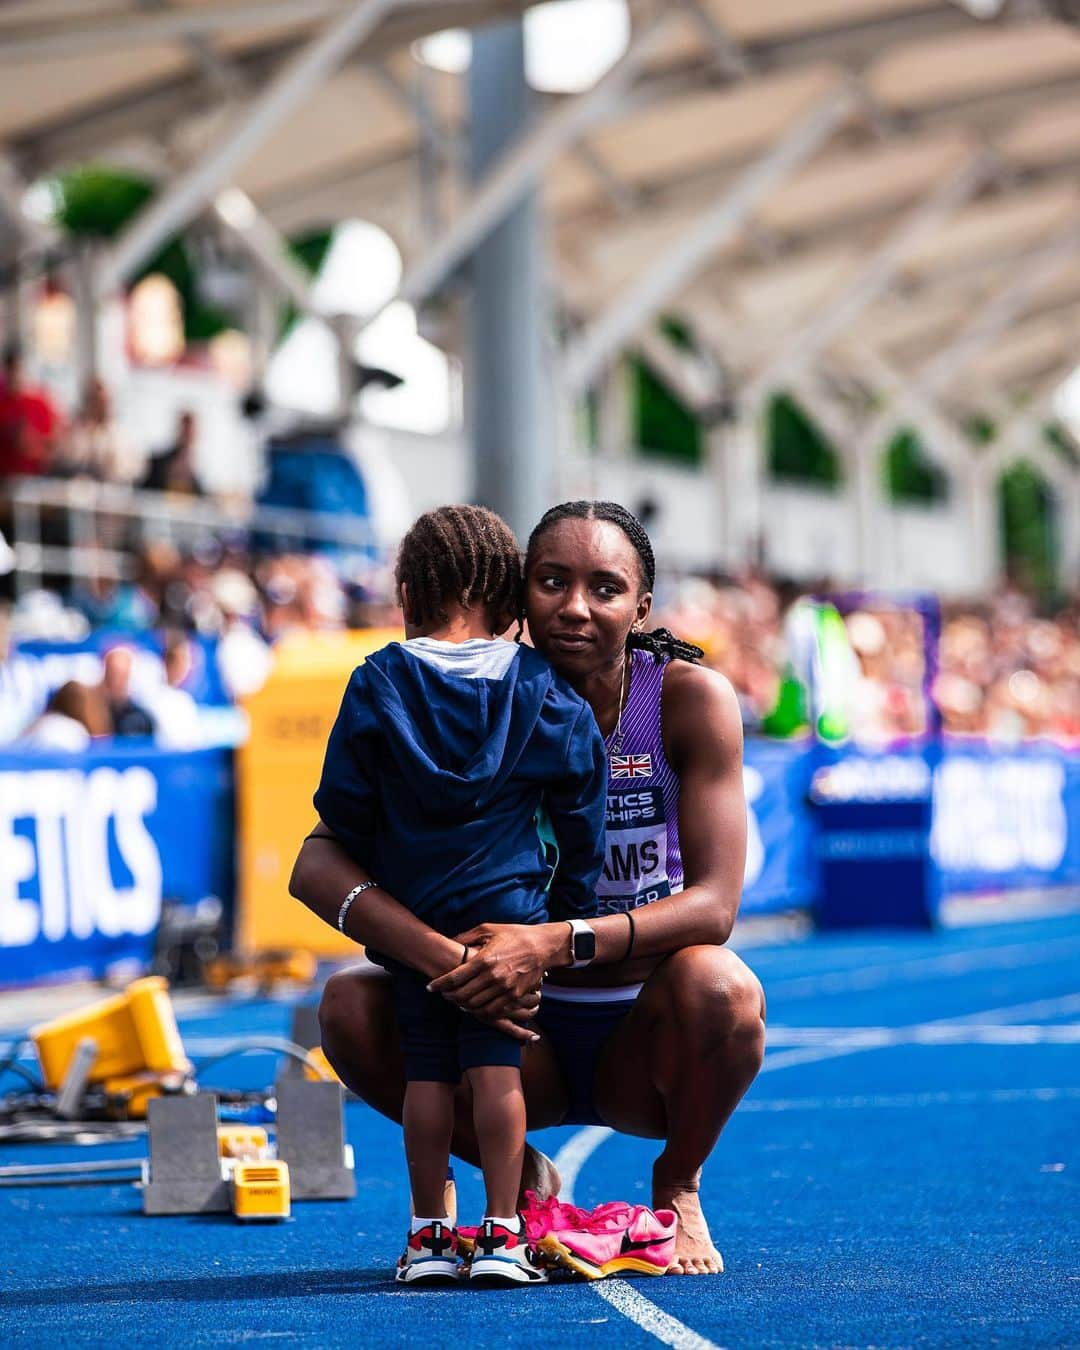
left=657, top=946, right=766, bottom=1042
left=318, top=966, right=393, bottom=1054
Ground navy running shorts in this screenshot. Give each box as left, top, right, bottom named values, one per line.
left=535, top=993, right=640, bottom=1126
left=390, top=966, right=523, bottom=1082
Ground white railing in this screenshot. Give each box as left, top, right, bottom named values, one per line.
left=7, top=477, right=383, bottom=599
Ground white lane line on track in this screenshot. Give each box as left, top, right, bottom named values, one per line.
left=552, top=1125, right=613, bottom=1205
left=946, top=991, right=1080, bottom=1024
left=592, top=1281, right=726, bottom=1350
left=739, top=1085, right=1080, bottom=1113
left=765, top=1023, right=1080, bottom=1047
left=760, top=990, right=1080, bottom=1073
left=553, top=1131, right=724, bottom=1349
left=765, top=935, right=1080, bottom=999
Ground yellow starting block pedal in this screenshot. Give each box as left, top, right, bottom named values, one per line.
left=217, top=1125, right=269, bottom=1160
left=230, top=1160, right=291, bottom=1222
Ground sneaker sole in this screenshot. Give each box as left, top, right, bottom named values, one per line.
left=536, top=1234, right=667, bottom=1280
left=469, top=1257, right=547, bottom=1286
left=395, top=1260, right=461, bottom=1287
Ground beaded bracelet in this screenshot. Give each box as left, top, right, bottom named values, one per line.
left=336, top=880, right=379, bottom=933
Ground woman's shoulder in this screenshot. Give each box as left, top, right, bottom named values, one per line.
left=661, top=660, right=742, bottom=762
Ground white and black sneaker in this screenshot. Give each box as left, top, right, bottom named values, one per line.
left=395, top=1220, right=460, bottom=1286
left=468, top=1218, right=548, bottom=1286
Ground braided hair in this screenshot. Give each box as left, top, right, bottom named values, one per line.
left=525, top=500, right=704, bottom=664
left=395, top=505, right=523, bottom=630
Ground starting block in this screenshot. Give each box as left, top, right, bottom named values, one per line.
left=275, top=1077, right=355, bottom=1200
left=142, top=1093, right=230, bottom=1215
left=142, top=1082, right=354, bottom=1216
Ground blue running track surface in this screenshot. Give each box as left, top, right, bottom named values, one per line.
left=1, top=908, right=1077, bottom=1348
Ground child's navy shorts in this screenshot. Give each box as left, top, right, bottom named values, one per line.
left=390, top=965, right=523, bottom=1082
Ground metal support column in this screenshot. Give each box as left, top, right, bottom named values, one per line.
left=71, top=242, right=99, bottom=391
left=467, top=20, right=552, bottom=538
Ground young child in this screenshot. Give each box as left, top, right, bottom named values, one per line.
left=313, top=506, right=606, bottom=1287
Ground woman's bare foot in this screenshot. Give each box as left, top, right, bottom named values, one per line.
left=653, top=1180, right=724, bottom=1275
left=518, top=1144, right=561, bottom=1206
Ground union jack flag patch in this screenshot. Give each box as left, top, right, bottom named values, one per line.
left=610, top=753, right=653, bottom=778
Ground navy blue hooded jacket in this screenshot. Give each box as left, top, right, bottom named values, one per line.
left=314, top=637, right=606, bottom=937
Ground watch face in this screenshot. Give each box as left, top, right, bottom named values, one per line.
left=574, top=928, right=597, bottom=962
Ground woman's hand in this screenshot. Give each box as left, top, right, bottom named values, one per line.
left=427, top=922, right=565, bottom=1018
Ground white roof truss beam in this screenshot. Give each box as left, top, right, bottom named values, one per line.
left=212, top=188, right=320, bottom=317
left=0, top=1, right=352, bottom=62
left=919, top=223, right=1080, bottom=398
left=678, top=0, right=750, bottom=79
left=564, top=79, right=855, bottom=395
left=97, top=0, right=407, bottom=295
left=745, top=146, right=993, bottom=406
left=632, top=327, right=719, bottom=414
left=839, top=342, right=973, bottom=474
left=845, top=223, right=1080, bottom=470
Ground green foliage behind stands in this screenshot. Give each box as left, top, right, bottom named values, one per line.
left=766, top=392, right=842, bottom=488
left=885, top=428, right=949, bottom=504
left=632, top=318, right=702, bottom=465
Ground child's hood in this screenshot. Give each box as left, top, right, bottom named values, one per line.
left=358, top=639, right=558, bottom=811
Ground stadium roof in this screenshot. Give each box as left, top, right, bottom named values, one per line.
left=2, top=0, right=1080, bottom=471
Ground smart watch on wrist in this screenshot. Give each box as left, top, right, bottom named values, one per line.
left=566, top=918, right=597, bottom=968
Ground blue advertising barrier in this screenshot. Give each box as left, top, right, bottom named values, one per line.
left=792, top=741, right=1079, bottom=925
left=808, top=752, right=939, bottom=930
left=932, top=740, right=1080, bottom=894
left=741, top=738, right=816, bottom=915
left=0, top=744, right=233, bottom=988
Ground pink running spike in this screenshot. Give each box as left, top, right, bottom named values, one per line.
left=536, top=1204, right=678, bottom=1280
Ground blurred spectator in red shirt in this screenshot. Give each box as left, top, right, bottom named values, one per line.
left=0, top=348, right=62, bottom=481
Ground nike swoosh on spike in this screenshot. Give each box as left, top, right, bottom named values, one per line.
left=620, top=1231, right=665, bottom=1255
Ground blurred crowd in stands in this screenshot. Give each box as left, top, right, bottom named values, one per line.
left=1, top=349, right=1077, bottom=749
left=1, top=535, right=1077, bottom=749
left=0, top=350, right=208, bottom=494
left=659, top=574, right=1080, bottom=746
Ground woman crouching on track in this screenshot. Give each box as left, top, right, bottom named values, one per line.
left=290, top=500, right=766, bottom=1275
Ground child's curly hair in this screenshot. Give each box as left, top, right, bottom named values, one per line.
left=395, top=505, right=523, bottom=631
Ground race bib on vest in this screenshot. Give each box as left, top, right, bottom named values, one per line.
left=595, top=785, right=672, bottom=913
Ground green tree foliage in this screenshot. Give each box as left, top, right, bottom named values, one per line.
left=884, top=427, right=949, bottom=505
left=765, top=391, right=842, bottom=487
left=1044, top=420, right=1078, bottom=467
left=55, top=166, right=230, bottom=341
left=1000, top=460, right=1057, bottom=595
left=631, top=357, right=702, bottom=464
left=629, top=317, right=702, bottom=463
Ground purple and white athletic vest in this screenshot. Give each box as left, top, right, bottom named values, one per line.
left=595, top=648, right=683, bottom=914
